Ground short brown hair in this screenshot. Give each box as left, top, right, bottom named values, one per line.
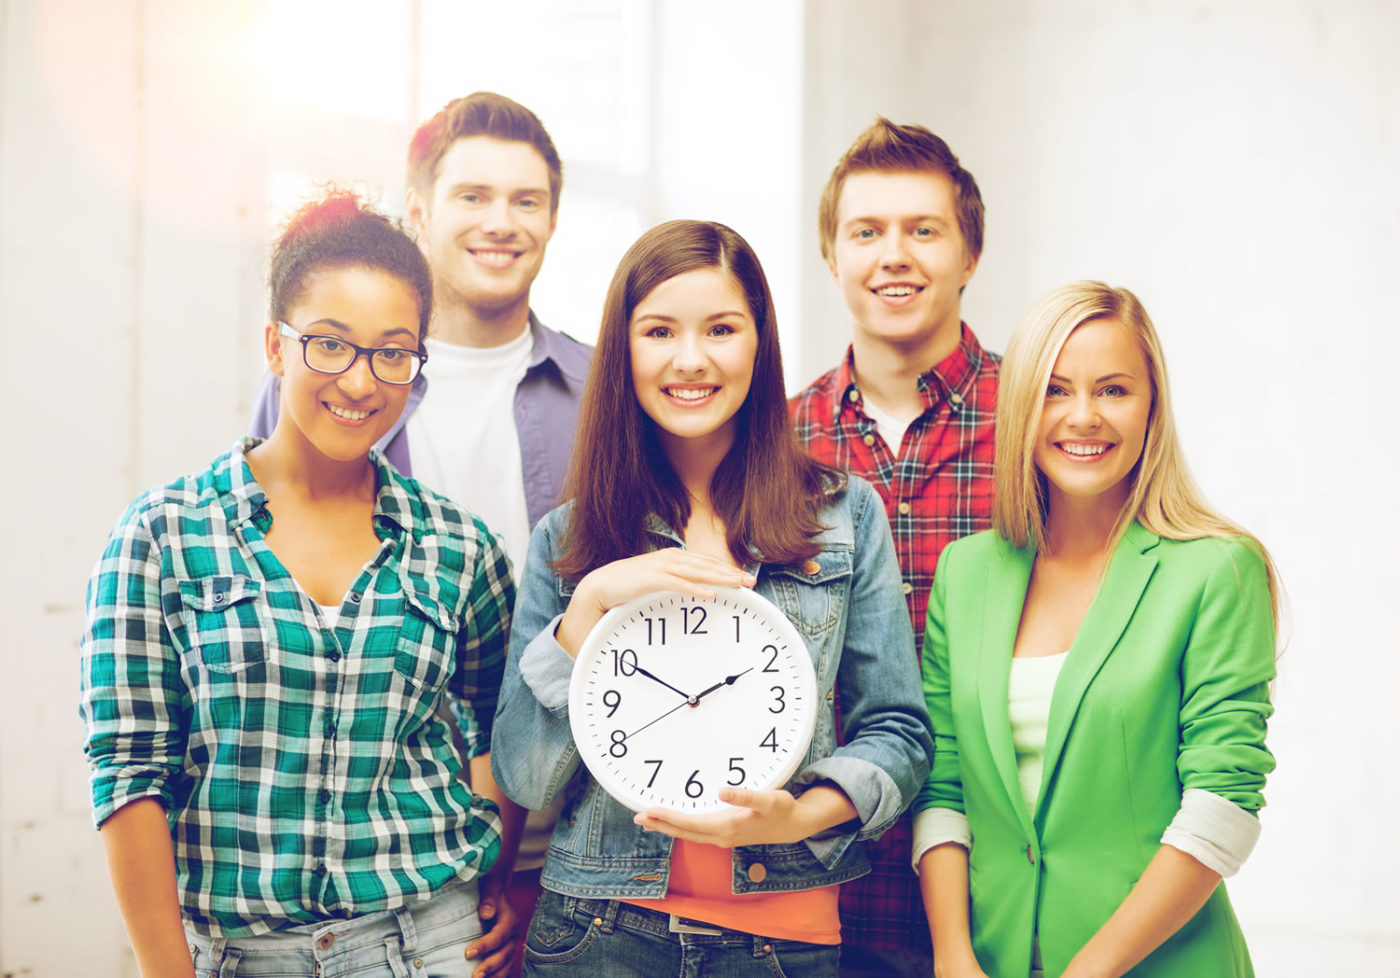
left=817, top=117, right=984, bottom=264
left=406, top=92, right=562, bottom=214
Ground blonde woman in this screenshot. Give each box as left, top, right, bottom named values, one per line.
left=914, top=282, right=1280, bottom=977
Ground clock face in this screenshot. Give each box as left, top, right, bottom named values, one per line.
left=568, top=587, right=818, bottom=814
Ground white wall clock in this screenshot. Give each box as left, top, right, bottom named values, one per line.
left=568, top=587, right=818, bottom=814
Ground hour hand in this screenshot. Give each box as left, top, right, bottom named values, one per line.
left=691, top=667, right=753, bottom=705
left=632, top=663, right=694, bottom=702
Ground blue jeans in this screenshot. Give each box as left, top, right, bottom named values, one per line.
left=522, top=890, right=838, bottom=978
left=186, top=881, right=482, bottom=977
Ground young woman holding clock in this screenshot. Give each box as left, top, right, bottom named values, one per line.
left=914, top=282, right=1281, bottom=978
left=492, top=219, right=934, bottom=976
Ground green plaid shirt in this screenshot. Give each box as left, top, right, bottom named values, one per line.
left=80, top=440, right=514, bottom=937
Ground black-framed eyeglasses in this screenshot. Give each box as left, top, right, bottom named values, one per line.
left=278, top=321, right=426, bottom=386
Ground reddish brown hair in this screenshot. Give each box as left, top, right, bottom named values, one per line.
left=406, top=92, right=562, bottom=215
left=554, top=220, right=841, bottom=580
left=818, top=117, right=984, bottom=265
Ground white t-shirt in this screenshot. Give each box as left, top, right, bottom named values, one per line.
left=1008, top=651, right=1069, bottom=814
left=407, top=330, right=533, bottom=575
left=859, top=394, right=912, bottom=458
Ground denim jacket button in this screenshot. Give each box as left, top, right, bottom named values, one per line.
left=746, top=863, right=767, bottom=883
left=801, top=559, right=820, bottom=576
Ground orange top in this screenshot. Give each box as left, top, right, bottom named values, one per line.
left=623, top=841, right=841, bottom=945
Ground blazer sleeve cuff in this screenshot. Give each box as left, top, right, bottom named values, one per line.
left=911, top=806, right=972, bottom=872
left=1160, top=787, right=1262, bottom=878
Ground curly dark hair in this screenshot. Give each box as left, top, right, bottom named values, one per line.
left=268, top=188, right=433, bottom=342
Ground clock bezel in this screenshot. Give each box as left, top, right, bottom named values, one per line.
left=567, top=586, right=818, bottom=814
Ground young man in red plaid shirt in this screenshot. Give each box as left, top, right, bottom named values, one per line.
left=790, top=119, right=999, bottom=978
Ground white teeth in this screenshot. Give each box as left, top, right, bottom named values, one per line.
left=328, top=404, right=370, bottom=421
left=665, top=387, right=716, bottom=401
left=471, top=250, right=517, bottom=268
left=875, top=285, right=918, bottom=296
left=1061, top=442, right=1108, bottom=456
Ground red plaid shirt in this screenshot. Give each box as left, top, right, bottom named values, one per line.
left=790, top=324, right=999, bottom=957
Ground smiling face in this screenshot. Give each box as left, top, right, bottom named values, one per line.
left=829, top=169, right=978, bottom=360
left=629, top=266, right=758, bottom=460
left=1034, top=318, right=1153, bottom=516
left=408, top=135, right=556, bottom=319
left=267, top=264, right=423, bottom=463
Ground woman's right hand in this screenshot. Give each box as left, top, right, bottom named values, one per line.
left=555, top=550, right=755, bottom=657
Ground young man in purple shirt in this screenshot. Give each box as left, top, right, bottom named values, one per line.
left=250, top=92, right=592, bottom=977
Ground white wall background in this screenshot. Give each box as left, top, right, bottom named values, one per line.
left=2, top=1, right=1395, bottom=974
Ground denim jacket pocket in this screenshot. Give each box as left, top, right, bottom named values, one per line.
left=177, top=575, right=267, bottom=674
left=764, top=548, right=853, bottom=640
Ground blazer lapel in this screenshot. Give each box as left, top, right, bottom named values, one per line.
left=977, top=536, right=1037, bottom=836
left=1035, top=522, right=1160, bottom=819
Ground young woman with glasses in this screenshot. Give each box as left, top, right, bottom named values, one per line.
left=80, top=190, right=523, bottom=978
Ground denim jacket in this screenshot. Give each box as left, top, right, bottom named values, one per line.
left=490, top=475, right=933, bottom=899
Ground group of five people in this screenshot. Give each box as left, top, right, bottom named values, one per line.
left=80, top=92, right=1278, bottom=978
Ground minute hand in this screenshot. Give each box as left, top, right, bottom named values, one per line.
left=690, top=667, right=754, bottom=705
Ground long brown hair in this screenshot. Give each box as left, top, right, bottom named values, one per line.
left=554, top=220, right=840, bottom=580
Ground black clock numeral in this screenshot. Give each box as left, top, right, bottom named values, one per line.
left=602, top=689, right=621, bottom=718
left=645, top=616, right=667, bottom=646
left=761, top=644, right=779, bottom=673
left=733, top=615, right=741, bottom=641
left=760, top=727, right=778, bottom=752
left=727, top=757, right=746, bottom=785
left=612, top=648, right=638, bottom=677
left=644, top=759, right=663, bottom=788
left=685, top=770, right=705, bottom=798
left=681, top=606, right=708, bottom=635
left=609, top=730, right=628, bottom=757
left=769, top=685, right=786, bottom=714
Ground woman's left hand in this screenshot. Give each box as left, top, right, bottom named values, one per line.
left=464, top=871, right=519, bottom=978
left=634, top=783, right=858, bottom=848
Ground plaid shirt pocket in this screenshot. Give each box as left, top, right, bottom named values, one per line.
left=177, top=575, right=267, bottom=675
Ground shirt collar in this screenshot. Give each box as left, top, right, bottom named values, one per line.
left=218, top=438, right=415, bottom=540
left=836, top=322, right=989, bottom=421
left=644, top=514, right=684, bottom=546
left=526, top=310, right=561, bottom=371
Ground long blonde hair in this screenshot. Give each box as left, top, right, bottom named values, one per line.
left=993, top=281, right=1283, bottom=625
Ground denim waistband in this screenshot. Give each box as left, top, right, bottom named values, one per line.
left=186, top=879, right=479, bottom=964
left=561, top=895, right=779, bottom=950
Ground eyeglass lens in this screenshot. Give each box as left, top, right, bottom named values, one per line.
left=304, top=336, right=420, bottom=384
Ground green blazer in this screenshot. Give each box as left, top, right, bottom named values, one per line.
left=917, top=522, right=1275, bottom=978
